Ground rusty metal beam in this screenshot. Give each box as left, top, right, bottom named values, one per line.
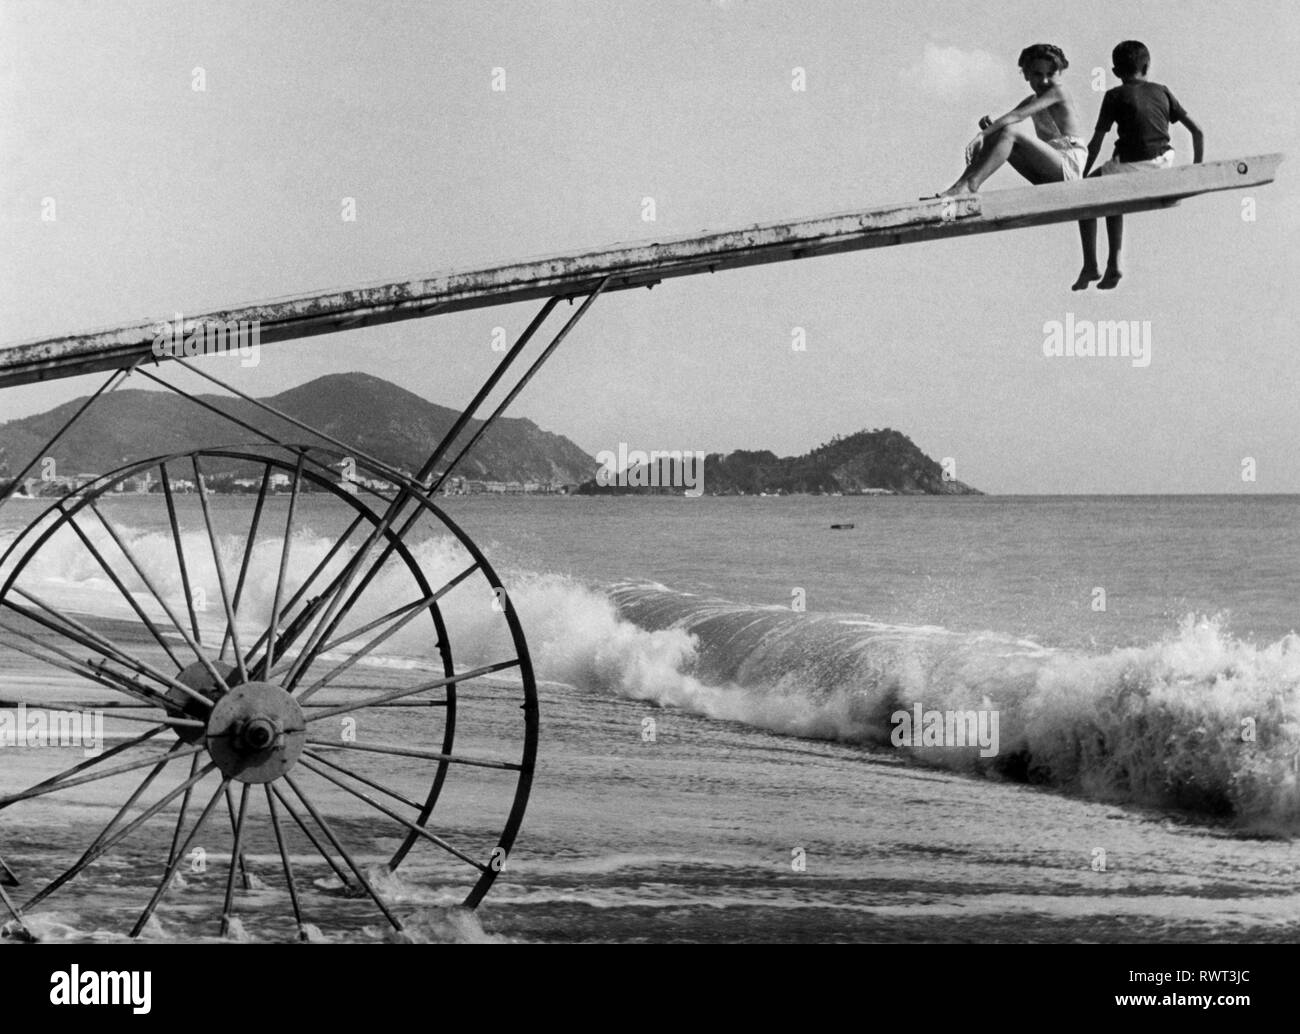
left=0, top=153, right=1280, bottom=389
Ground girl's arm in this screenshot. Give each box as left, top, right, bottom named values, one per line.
left=982, top=87, right=1064, bottom=134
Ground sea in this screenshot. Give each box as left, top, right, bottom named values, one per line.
left=1, top=493, right=1297, bottom=943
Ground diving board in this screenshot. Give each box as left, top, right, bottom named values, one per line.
left=0, top=153, right=1281, bottom=389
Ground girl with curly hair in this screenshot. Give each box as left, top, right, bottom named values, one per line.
left=936, top=43, right=1087, bottom=197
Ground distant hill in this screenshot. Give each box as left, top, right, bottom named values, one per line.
left=576, top=428, right=982, bottom=495
left=0, top=372, right=598, bottom=485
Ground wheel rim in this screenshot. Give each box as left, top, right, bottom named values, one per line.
left=0, top=446, right=537, bottom=940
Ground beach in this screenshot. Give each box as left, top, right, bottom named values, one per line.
left=2, top=494, right=1298, bottom=943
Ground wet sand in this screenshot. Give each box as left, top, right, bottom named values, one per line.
left=4, top=641, right=1299, bottom=943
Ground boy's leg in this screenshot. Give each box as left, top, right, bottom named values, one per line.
left=1074, top=219, right=1101, bottom=290
left=1099, top=215, right=1124, bottom=289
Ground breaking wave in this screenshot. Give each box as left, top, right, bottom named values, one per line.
left=3, top=520, right=1297, bottom=827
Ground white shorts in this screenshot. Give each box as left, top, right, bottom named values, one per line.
left=1048, top=136, right=1089, bottom=181
left=1096, top=150, right=1176, bottom=176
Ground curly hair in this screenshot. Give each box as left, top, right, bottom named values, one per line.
left=1017, top=43, right=1069, bottom=72
left=1112, top=40, right=1151, bottom=76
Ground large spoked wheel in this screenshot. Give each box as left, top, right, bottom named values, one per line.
left=0, top=446, right=537, bottom=941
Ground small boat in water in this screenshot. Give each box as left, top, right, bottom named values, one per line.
left=830, top=523, right=855, bottom=530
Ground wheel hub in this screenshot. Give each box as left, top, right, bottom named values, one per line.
left=205, top=682, right=306, bottom=783
left=168, top=661, right=236, bottom=743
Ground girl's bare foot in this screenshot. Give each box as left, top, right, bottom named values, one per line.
left=1098, top=267, right=1123, bottom=290
left=1071, top=266, right=1101, bottom=291
left=940, top=182, right=975, bottom=198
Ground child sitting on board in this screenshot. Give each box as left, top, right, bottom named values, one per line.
left=1074, top=40, right=1205, bottom=290
left=933, top=44, right=1087, bottom=197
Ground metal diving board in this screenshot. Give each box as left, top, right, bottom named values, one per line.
left=0, top=153, right=1281, bottom=390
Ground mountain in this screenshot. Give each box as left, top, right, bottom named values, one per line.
left=576, top=428, right=983, bottom=495
left=0, top=372, right=598, bottom=486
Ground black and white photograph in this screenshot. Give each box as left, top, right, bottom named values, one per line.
left=0, top=0, right=1295, bottom=1003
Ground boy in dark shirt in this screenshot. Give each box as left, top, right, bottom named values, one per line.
left=1073, top=41, right=1205, bottom=290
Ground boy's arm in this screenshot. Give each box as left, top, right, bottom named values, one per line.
left=1180, top=112, right=1205, bottom=163
left=1081, top=130, right=1107, bottom=177
left=1083, top=90, right=1116, bottom=177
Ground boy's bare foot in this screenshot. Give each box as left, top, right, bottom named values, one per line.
left=1071, top=267, right=1101, bottom=291
left=939, top=183, right=975, bottom=198
left=1098, top=268, right=1123, bottom=290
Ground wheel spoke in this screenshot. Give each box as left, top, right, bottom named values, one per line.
left=301, top=748, right=423, bottom=810
left=221, top=465, right=273, bottom=663
left=291, top=562, right=476, bottom=699
left=2, top=726, right=164, bottom=810
left=308, top=563, right=473, bottom=661
left=191, top=455, right=248, bottom=682
left=224, top=782, right=254, bottom=890
left=243, top=512, right=368, bottom=676
left=129, top=779, right=228, bottom=938
left=0, top=741, right=207, bottom=809
left=68, top=742, right=190, bottom=876
left=305, top=739, right=521, bottom=772
left=57, top=508, right=185, bottom=669
left=264, top=784, right=305, bottom=936
left=286, top=463, right=464, bottom=685
left=0, top=692, right=195, bottom=729
left=0, top=617, right=195, bottom=716
left=302, top=699, right=449, bottom=709
left=0, top=882, right=25, bottom=924
left=220, top=782, right=252, bottom=935
left=86, top=499, right=232, bottom=699
left=8, top=587, right=199, bottom=704
left=23, top=760, right=218, bottom=912
left=299, top=755, right=486, bottom=873
left=0, top=742, right=185, bottom=938
left=160, top=461, right=202, bottom=643
left=0, top=698, right=156, bottom=711
left=282, top=774, right=403, bottom=931
left=276, top=484, right=437, bottom=690
left=167, top=752, right=202, bottom=865
left=267, top=782, right=354, bottom=891
left=265, top=453, right=305, bottom=672
left=277, top=532, right=401, bottom=690
left=303, top=659, right=520, bottom=718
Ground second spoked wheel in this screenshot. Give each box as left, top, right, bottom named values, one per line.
left=0, top=446, right=537, bottom=941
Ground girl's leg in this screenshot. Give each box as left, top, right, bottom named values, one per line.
left=943, top=130, right=1013, bottom=194
left=1003, top=126, right=1068, bottom=186
left=944, top=122, right=1064, bottom=195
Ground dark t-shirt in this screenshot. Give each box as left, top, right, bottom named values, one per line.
left=1096, top=81, right=1188, bottom=162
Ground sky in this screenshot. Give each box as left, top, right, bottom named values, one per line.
left=2, top=0, right=1297, bottom=493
